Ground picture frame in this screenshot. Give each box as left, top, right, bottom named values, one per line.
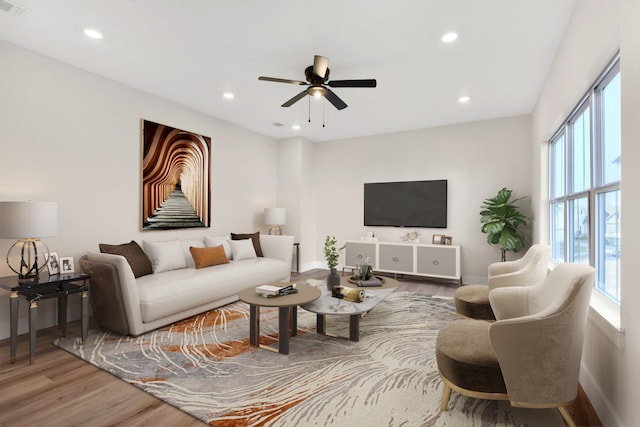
left=432, top=234, right=445, bottom=245
left=60, top=256, right=74, bottom=274
left=47, top=251, right=60, bottom=275
left=444, top=236, right=453, bottom=245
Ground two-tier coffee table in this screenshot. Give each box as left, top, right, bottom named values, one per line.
left=301, top=276, right=399, bottom=342
left=238, top=282, right=320, bottom=355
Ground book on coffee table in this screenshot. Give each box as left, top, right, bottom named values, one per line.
left=256, top=283, right=298, bottom=298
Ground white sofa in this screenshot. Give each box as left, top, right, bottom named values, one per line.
left=79, top=234, right=293, bottom=336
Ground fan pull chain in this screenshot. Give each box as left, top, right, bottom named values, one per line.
left=322, top=100, right=325, bottom=128
left=308, top=96, right=311, bottom=123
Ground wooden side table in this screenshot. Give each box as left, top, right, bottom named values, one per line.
left=0, top=273, right=90, bottom=364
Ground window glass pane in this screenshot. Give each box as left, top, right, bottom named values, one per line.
left=571, top=107, right=591, bottom=193
left=596, top=190, right=620, bottom=302
left=601, top=72, right=621, bottom=185
left=568, top=197, right=589, bottom=263
left=550, top=135, right=565, bottom=198
left=550, top=201, right=565, bottom=262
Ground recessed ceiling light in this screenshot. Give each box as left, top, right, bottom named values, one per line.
left=292, top=125, right=301, bottom=130
left=458, top=96, right=470, bottom=103
left=223, top=92, right=235, bottom=100
left=441, top=32, right=458, bottom=43
left=84, top=28, right=103, bottom=40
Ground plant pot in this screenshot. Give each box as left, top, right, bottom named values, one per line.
left=326, top=267, right=341, bottom=291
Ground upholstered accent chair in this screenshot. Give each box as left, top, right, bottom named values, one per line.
left=436, top=263, right=595, bottom=427
left=454, top=244, right=551, bottom=320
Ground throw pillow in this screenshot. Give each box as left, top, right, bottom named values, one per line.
left=204, top=235, right=232, bottom=259
left=142, top=239, right=187, bottom=273
left=99, top=240, right=153, bottom=278
left=231, top=232, right=263, bottom=257
left=189, top=245, right=229, bottom=269
left=229, top=238, right=257, bottom=260
left=180, top=238, right=205, bottom=268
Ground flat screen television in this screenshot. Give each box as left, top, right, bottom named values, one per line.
left=364, top=179, right=447, bottom=228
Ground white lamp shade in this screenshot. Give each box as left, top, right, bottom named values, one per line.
left=264, top=207, right=286, bottom=225
left=0, top=201, right=58, bottom=239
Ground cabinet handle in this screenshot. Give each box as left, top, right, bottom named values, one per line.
left=433, top=260, right=439, bottom=265
left=393, top=257, right=399, bottom=262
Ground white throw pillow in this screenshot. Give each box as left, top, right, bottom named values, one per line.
left=229, top=238, right=257, bottom=260
left=142, top=239, right=187, bottom=273
left=204, top=235, right=232, bottom=259
left=180, top=238, right=205, bottom=268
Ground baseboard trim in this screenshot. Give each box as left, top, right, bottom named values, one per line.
left=580, top=363, right=624, bottom=427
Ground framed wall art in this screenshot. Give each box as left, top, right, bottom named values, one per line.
left=141, top=120, right=211, bottom=230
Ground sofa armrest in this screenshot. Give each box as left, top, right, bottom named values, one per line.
left=260, top=235, right=294, bottom=265
left=81, top=251, right=145, bottom=335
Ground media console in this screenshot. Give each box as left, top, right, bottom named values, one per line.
left=343, top=240, right=461, bottom=285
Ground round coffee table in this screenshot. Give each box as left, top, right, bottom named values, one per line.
left=238, top=282, right=320, bottom=354
left=301, top=275, right=399, bottom=341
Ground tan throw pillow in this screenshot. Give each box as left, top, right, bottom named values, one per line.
left=231, top=232, right=263, bottom=257
left=190, top=245, right=229, bottom=269
left=99, top=240, right=153, bottom=278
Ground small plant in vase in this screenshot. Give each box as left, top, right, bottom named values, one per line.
left=324, top=235, right=344, bottom=291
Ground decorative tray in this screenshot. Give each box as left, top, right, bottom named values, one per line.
left=347, top=276, right=386, bottom=285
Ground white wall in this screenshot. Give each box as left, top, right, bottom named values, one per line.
left=0, top=41, right=279, bottom=339
left=531, top=0, right=640, bottom=425
left=310, top=115, right=533, bottom=283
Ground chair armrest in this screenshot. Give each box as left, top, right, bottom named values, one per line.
left=487, top=260, right=520, bottom=277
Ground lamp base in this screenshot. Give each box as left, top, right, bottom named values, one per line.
left=268, top=225, right=283, bottom=235
left=6, top=239, right=48, bottom=282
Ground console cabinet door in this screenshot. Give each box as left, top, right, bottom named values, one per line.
left=378, top=244, right=414, bottom=272
left=416, top=246, right=458, bottom=278
left=344, top=242, right=376, bottom=268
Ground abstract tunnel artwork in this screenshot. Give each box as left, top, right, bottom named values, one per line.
left=141, top=120, right=211, bottom=230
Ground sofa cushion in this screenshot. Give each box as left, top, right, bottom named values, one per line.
left=204, top=235, right=232, bottom=259
left=229, top=239, right=257, bottom=260
left=136, top=257, right=290, bottom=323
left=142, top=239, right=187, bottom=273
left=231, top=232, right=263, bottom=257
left=98, top=240, right=153, bottom=278
left=190, top=245, right=229, bottom=269
left=180, top=238, right=205, bottom=268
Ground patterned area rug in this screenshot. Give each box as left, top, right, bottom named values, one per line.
left=55, top=287, right=564, bottom=426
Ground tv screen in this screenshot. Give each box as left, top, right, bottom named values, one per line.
left=364, top=180, right=447, bottom=228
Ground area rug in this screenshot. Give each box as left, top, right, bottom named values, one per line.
left=54, top=287, right=564, bottom=426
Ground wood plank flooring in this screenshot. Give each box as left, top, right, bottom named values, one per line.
left=0, top=269, right=601, bottom=426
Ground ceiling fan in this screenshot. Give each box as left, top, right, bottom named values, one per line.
left=258, top=55, right=377, bottom=110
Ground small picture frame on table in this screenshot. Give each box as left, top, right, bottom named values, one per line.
left=444, top=236, right=453, bottom=245
left=432, top=234, right=445, bottom=245
left=47, top=251, right=60, bottom=275
left=60, top=256, right=74, bottom=274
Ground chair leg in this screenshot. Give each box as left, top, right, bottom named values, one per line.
left=440, top=383, right=452, bottom=411
left=557, top=406, right=577, bottom=427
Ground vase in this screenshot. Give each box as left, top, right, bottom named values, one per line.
left=326, top=267, right=341, bottom=291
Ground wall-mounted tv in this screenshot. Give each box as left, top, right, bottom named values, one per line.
left=364, top=179, right=447, bottom=228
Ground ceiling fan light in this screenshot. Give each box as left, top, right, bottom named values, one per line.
left=309, top=86, right=326, bottom=98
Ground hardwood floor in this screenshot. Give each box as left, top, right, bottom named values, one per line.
left=0, top=269, right=600, bottom=426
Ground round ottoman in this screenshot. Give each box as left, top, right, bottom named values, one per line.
left=435, top=318, right=507, bottom=409
left=454, top=285, right=495, bottom=320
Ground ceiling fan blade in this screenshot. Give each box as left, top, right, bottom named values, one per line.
left=259, top=76, right=308, bottom=85
left=323, top=88, right=348, bottom=110
left=313, top=55, right=329, bottom=80
left=327, top=79, right=377, bottom=88
left=281, top=89, right=309, bottom=107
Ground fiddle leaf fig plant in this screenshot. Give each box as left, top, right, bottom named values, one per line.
left=480, top=188, right=529, bottom=262
left=323, top=235, right=343, bottom=270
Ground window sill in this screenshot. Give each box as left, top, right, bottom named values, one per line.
left=588, top=291, right=625, bottom=350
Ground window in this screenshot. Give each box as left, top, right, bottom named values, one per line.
left=548, top=54, right=620, bottom=303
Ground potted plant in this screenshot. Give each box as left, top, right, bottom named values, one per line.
left=480, top=188, right=529, bottom=262
left=324, top=235, right=343, bottom=291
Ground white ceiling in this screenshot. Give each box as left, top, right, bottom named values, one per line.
left=0, top=0, right=577, bottom=142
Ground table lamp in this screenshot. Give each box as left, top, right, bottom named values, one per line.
left=0, top=201, right=58, bottom=282
left=264, top=207, right=286, bottom=235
